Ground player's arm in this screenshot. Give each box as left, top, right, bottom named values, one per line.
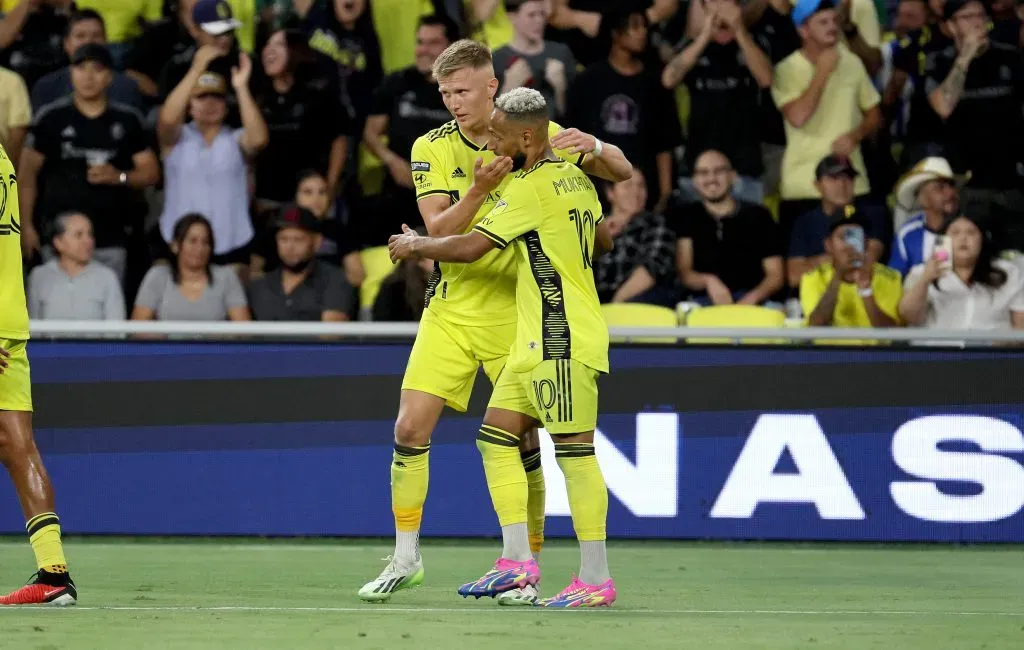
left=551, top=128, right=632, bottom=182
left=17, top=145, right=44, bottom=257
left=594, top=219, right=614, bottom=258
left=416, top=152, right=513, bottom=237
left=390, top=226, right=497, bottom=264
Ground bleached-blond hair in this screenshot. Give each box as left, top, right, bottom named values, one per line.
left=494, top=87, right=548, bottom=123
left=432, top=39, right=493, bottom=80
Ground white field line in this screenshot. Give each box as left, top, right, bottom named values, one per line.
left=0, top=606, right=1020, bottom=617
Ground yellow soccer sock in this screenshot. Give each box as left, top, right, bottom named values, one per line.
left=26, top=512, right=67, bottom=573
left=476, top=425, right=528, bottom=528
left=554, top=442, right=608, bottom=542
left=392, top=443, right=430, bottom=534
left=520, top=448, right=545, bottom=555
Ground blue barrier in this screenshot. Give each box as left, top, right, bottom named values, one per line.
left=0, top=342, right=1021, bottom=541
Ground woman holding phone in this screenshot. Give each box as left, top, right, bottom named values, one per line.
left=899, top=214, right=1024, bottom=329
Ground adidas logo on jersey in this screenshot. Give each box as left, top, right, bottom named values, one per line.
left=451, top=167, right=466, bottom=179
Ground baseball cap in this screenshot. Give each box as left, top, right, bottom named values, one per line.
left=943, top=0, right=985, bottom=19
left=71, top=43, right=113, bottom=69
left=192, top=72, right=227, bottom=97
left=276, top=206, right=321, bottom=233
left=792, top=0, right=835, bottom=25
left=827, top=204, right=868, bottom=235
left=815, top=154, right=859, bottom=180
left=192, top=0, right=242, bottom=36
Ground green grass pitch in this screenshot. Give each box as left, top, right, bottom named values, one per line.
left=0, top=538, right=1021, bottom=649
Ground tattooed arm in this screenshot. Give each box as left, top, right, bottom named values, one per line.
left=929, top=36, right=983, bottom=119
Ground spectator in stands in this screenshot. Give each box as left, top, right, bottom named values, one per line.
left=890, top=157, right=961, bottom=276
left=594, top=168, right=676, bottom=305
left=152, top=0, right=245, bottom=104
left=362, top=14, right=455, bottom=248
left=801, top=212, right=902, bottom=327
left=662, top=0, right=773, bottom=204
left=548, top=0, right=681, bottom=68
left=771, top=0, right=881, bottom=240
left=672, top=150, right=784, bottom=305
left=883, top=0, right=949, bottom=169
left=297, top=0, right=383, bottom=126
left=566, top=7, right=683, bottom=212
left=0, top=64, right=30, bottom=164
left=900, top=214, right=1024, bottom=329
left=833, top=0, right=882, bottom=75
left=30, top=10, right=145, bottom=112
left=252, top=170, right=364, bottom=289
left=124, top=0, right=214, bottom=99
left=926, top=0, right=1024, bottom=250
left=27, top=211, right=125, bottom=321
left=463, top=0, right=513, bottom=50
left=787, top=155, right=887, bottom=288
left=18, top=44, right=159, bottom=282
left=986, top=0, right=1024, bottom=47
left=74, top=0, right=162, bottom=69
left=252, top=28, right=351, bottom=212
left=132, top=213, right=251, bottom=321
left=372, top=227, right=432, bottom=321
left=492, top=0, right=576, bottom=118
left=249, top=207, right=354, bottom=321
left=157, top=53, right=268, bottom=272
left=0, top=0, right=71, bottom=89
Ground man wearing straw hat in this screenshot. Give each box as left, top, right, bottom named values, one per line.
left=889, top=156, right=964, bottom=276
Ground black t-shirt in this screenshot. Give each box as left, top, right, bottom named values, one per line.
left=752, top=6, right=799, bottom=146
left=253, top=83, right=353, bottom=202
left=27, top=98, right=149, bottom=248
left=0, top=6, right=68, bottom=90
left=893, top=25, right=952, bottom=144
left=565, top=61, right=683, bottom=201
left=545, top=0, right=661, bottom=69
left=256, top=213, right=355, bottom=271
left=249, top=261, right=354, bottom=321
left=989, top=16, right=1022, bottom=48
left=668, top=200, right=782, bottom=292
left=300, top=4, right=383, bottom=124
left=682, top=39, right=763, bottom=177
left=925, top=42, right=1024, bottom=189
left=369, top=67, right=450, bottom=163
left=124, top=19, right=195, bottom=86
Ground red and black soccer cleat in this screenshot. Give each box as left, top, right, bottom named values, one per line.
left=0, top=570, right=77, bottom=606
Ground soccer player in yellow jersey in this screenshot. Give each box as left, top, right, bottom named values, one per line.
left=358, top=39, right=631, bottom=605
left=389, top=87, right=617, bottom=608
left=0, top=143, right=76, bottom=606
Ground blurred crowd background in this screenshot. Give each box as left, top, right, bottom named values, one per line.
left=4, top=0, right=1024, bottom=332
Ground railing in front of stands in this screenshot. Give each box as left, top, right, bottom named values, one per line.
left=26, top=320, right=1024, bottom=346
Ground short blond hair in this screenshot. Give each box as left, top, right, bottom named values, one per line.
left=432, top=39, right=493, bottom=80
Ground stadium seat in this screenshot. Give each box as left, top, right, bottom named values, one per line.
left=602, top=303, right=679, bottom=344
left=685, top=305, right=787, bottom=345
left=359, top=246, right=396, bottom=313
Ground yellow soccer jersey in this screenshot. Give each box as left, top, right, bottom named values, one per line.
left=411, top=120, right=585, bottom=327
left=472, top=158, right=608, bottom=374
left=0, top=143, right=28, bottom=340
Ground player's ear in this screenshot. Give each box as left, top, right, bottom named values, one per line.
left=487, top=75, right=499, bottom=100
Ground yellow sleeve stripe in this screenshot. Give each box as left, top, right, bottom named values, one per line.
left=416, top=189, right=451, bottom=201
left=473, top=226, right=508, bottom=249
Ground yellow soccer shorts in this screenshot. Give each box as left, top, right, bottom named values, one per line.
left=402, top=309, right=517, bottom=412
left=0, top=338, right=33, bottom=412
left=488, top=358, right=599, bottom=435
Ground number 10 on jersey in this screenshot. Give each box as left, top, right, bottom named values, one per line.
left=568, top=208, right=596, bottom=269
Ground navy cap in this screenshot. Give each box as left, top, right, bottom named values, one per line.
left=192, top=0, right=242, bottom=36
left=276, top=206, right=321, bottom=233
left=71, top=43, right=113, bottom=69
left=827, top=204, right=869, bottom=235
left=815, top=154, right=859, bottom=180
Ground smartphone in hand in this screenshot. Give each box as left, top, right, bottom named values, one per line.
left=843, top=226, right=866, bottom=268
left=933, top=234, right=953, bottom=271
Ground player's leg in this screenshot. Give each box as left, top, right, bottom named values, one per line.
left=0, top=339, right=76, bottom=606
left=359, top=313, right=479, bottom=602
left=457, top=369, right=542, bottom=600
left=529, top=360, right=616, bottom=608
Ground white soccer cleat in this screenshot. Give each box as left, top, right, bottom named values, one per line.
left=358, top=557, right=425, bottom=602
left=496, top=583, right=540, bottom=606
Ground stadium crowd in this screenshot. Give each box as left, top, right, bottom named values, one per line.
left=5, top=0, right=1024, bottom=331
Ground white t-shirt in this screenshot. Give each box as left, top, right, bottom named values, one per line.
left=904, top=259, right=1024, bottom=329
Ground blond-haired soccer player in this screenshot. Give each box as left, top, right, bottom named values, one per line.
left=0, top=143, right=76, bottom=606
left=389, top=87, right=617, bottom=608
left=358, top=40, right=631, bottom=605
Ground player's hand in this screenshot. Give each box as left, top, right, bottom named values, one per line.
left=922, top=252, right=945, bottom=282
left=551, top=127, right=599, bottom=156
left=386, top=155, right=414, bottom=189
left=835, top=0, right=852, bottom=29
left=817, top=47, right=840, bottom=76
left=576, top=11, right=601, bottom=38
left=716, top=3, right=742, bottom=30
left=830, top=132, right=857, bottom=158
left=472, top=155, right=512, bottom=195
left=0, top=346, right=8, bottom=375
left=231, top=52, right=253, bottom=89
left=388, top=224, right=421, bottom=262
left=20, top=225, right=41, bottom=258
left=544, top=58, right=567, bottom=92
left=87, top=163, right=121, bottom=185
left=193, top=44, right=222, bottom=72
left=706, top=275, right=734, bottom=305
left=504, top=57, right=534, bottom=89
left=853, top=264, right=873, bottom=291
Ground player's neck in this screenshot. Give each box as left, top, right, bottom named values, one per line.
left=524, top=146, right=557, bottom=170
left=461, top=120, right=490, bottom=147
left=511, top=34, right=544, bottom=55
left=73, top=94, right=107, bottom=118
left=608, top=47, right=642, bottom=75
left=704, top=195, right=737, bottom=217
